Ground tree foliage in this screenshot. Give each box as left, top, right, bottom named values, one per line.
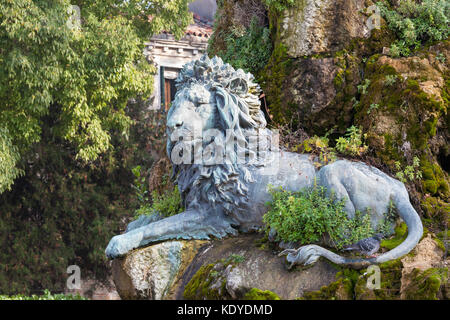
left=0, top=98, right=167, bottom=295
left=0, top=0, right=192, bottom=193
left=209, top=16, right=272, bottom=78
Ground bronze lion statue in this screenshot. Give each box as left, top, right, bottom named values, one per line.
left=106, top=55, right=423, bottom=268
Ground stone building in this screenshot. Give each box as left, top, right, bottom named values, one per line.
left=144, top=2, right=215, bottom=111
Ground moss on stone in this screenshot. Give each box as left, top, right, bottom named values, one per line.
left=183, top=253, right=248, bottom=300
left=402, top=268, right=448, bottom=300
left=420, top=157, right=449, bottom=197
left=183, top=263, right=224, bottom=300
left=381, top=222, right=408, bottom=250
left=300, top=277, right=353, bottom=300
left=422, top=196, right=450, bottom=228
left=243, top=288, right=280, bottom=300
left=260, top=42, right=294, bottom=125
left=355, top=258, right=403, bottom=300
left=351, top=44, right=449, bottom=237
left=300, top=268, right=359, bottom=300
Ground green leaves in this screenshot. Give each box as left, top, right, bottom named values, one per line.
left=0, top=128, right=24, bottom=192
left=0, top=289, right=86, bottom=300
left=0, top=0, right=191, bottom=192
left=378, top=0, right=450, bottom=57
left=262, top=0, right=295, bottom=12
left=211, top=17, right=272, bottom=78
left=134, top=185, right=184, bottom=219
left=335, top=126, right=368, bottom=157
left=263, top=184, right=378, bottom=250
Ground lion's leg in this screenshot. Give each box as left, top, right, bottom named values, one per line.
left=105, top=209, right=236, bottom=259
left=317, top=166, right=356, bottom=219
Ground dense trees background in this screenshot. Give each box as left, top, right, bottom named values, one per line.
left=0, top=0, right=188, bottom=294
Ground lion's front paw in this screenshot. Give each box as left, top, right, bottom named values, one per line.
left=105, top=234, right=135, bottom=259
left=105, top=235, right=124, bottom=259
left=105, top=229, right=145, bottom=259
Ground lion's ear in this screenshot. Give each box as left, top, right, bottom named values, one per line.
left=215, top=87, right=238, bottom=130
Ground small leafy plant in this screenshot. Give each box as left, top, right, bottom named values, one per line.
left=335, top=126, right=368, bottom=157
left=384, top=74, right=398, bottom=86
left=135, top=185, right=184, bottom=219
left=377, top=200, right=398, bottom=237
left=394, top=156, right=422, bottom=183
left=131, top=165, right=149, bottom=205
left=132, top=165, right=184, bottom=218
left=436, top=53, right=446, bottom=63
left=293, top=135, right=337, bottom=167
left=263, top=184, right=376, bottom=250
left=357, top=79, right=371, bottom=95
left=367, top=103, right=380, bottom=115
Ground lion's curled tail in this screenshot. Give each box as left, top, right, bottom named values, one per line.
left=280, top=190, right=423, bottom=269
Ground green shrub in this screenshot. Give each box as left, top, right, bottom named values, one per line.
left=211, top=17, right=272, bottom=77
left=335, top=126, right=368, bottom=157
left=0, top=99, right=164, bottom=295
left=378, top=0, right=450, bottom=57
left=135, top=185, right=184, bottom=219
left=263, top=184, right=376, bottom=249
left=131, top=165, right=150, bottom=205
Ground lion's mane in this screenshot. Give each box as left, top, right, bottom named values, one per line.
left=170, top=55, right=274, bottom=228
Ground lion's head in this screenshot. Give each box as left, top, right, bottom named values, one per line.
left=166, top=55, right=273, bottom=227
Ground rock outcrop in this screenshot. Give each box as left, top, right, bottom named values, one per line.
left=278, top=0, right=371, bottom=58
left=112, top=240, right=207, bottom=299
left=112, top=234, right=339, bottom=300
left=353, top=233, right=448, bottom=300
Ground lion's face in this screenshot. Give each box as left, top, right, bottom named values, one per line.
left=166, top=83, right=221, bottom=160
left=167, top=83, right=217, bottom=137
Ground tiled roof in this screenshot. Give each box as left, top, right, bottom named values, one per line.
left=159, top=14, right=213, bottom=39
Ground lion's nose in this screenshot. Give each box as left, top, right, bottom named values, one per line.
left=167, top=118, right=183, bottom=131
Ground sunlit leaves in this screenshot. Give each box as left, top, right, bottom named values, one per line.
left=0, top=0, right=191, bottom=191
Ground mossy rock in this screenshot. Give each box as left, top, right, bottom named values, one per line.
left=183, top=254, right=246, bottom=300
left=421, top=196, right=450, bottom=228
left=355, top=259, right=403, bottom=300
left=380, top=222, right=408, bottom=250
left=300, top=270, right=356, bottom=300
left=402, top=268, right=448, bottom=300
left=260, top=42, right=295, bottom=125
left=352, top=46, right=449, bottom=236
left=243, top=288, right=280, bottom=300
left=420, top=157, right=449, bottom=197
left=183, top=263, right=227, bottom=300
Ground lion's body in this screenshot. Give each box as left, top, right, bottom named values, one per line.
left=106, top=56, right=422, bottom=267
